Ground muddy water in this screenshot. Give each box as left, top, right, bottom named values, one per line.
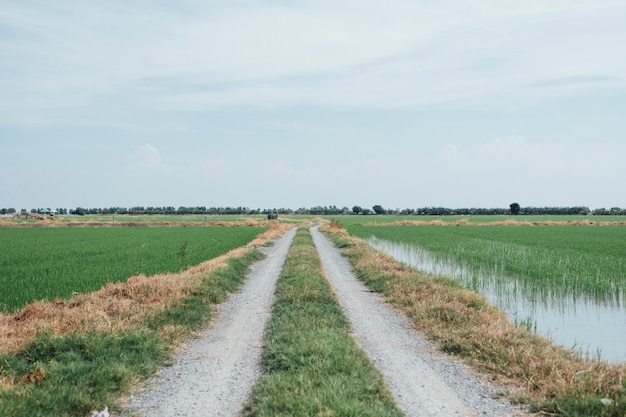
left=364, top=236, right=626, bottom=364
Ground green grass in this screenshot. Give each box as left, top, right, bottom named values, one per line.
left=0, top=226, right=266, bottom=313
left=244, top=228, right=403, bottom=417
left=0, top=249, right=265, bottom=417
left=347, top=225, right=626, bottom=302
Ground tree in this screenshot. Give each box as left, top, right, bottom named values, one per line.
left=372, top=204, right=386, bottom=215
left=352, top=205, right=363, bottom=215
left=509, top=202, right=521, bottom=215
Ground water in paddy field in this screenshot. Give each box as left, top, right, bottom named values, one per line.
left=364, top=236, right=626, bottom=364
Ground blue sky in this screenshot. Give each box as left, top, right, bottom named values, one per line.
left=1, top=0, right=625, bottom=211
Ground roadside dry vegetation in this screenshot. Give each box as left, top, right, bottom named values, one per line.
left=373, top=219, right=626, bottom=227
left=322, top=221, right=626, bottom=416
left=0, top=218, right=273, bottom=228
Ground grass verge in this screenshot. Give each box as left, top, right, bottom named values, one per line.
left=0, top=233, right=276, bottom=416
left=322, top=222, right=626, bottom=417
left=244, top=227, right=403, bottom=417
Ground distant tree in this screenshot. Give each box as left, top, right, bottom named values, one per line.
left=372, top=205, right=386, bottom=215
left=71, top=207, right=86, bottom=216
left=509, top=202, right=521, bottom=215
left=352, top=205, right=362, bottom=215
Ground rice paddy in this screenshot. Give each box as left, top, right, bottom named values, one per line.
left=0, top=226, right=266, bottom=313
left=347, top=225, right=626, bottom=363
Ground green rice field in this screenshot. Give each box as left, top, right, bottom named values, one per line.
left=347, top=224, right=626, bottom=362
left=348, top=225, right=626, bottom=301
left=0, top=226, right=266, bottom=313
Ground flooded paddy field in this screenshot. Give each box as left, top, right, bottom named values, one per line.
left=348, top=225, right=626, bottom=363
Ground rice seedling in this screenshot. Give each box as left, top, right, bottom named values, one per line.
left=347, top=225, right=626, bottom=363
left=347, top=225, right=626, bottom=303
left=0, top=227, right=266, bottom=313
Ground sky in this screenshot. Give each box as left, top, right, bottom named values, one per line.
left=1, top=0, right=625, bottom=212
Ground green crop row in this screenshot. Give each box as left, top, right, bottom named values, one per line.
left=0, top=227, right=266, bottom=313
left=346, top=225, right=626, bottom=303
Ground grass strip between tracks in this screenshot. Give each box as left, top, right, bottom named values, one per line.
left=322, top=222, right=626, bottom=417
left=0, top=249, right=266, bottom=416
left=244, top=227, right=404, bottom=417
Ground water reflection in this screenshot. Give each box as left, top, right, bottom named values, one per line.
left=364, top=236, right=626, bottom=363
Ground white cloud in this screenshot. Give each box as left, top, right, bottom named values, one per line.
left=126, top=144, right=162, bottom=169
left=440, top=144, right=462, bottom=158
left=2, top=0, right=625, bottom=118
left=482, top=136, right=535, bottom=156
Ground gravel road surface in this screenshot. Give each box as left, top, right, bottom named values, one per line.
left=122, top=225, right=528, bottom=417
left=310, top=225, right=528, bottom=417
left=123, top=228, right=297, bottom=417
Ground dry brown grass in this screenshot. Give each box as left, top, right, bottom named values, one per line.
left=327, top=229, right=626, bottom=409
left=0, top=224, right=292, bottom=356
left=320, top=219, right=350, bottom=237
left=0, top=219, right=277, bottom=228
left=377, top=219, right=626, bottom=227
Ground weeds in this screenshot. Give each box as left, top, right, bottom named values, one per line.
left=178, top=240, right=190, bottom=271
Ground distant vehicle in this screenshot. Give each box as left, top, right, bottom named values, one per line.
left=267, top=211, right=278, bottom=220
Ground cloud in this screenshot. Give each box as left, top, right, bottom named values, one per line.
left=126, top=144, right=162, bottom=169
left=440, top=144, right=462, bottom=158
left=2, top=0, right=625, bottom=121
left=482, top=136, right=537, bottom=157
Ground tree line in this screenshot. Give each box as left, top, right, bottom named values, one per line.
left=2, top=205, right=626, bottom=217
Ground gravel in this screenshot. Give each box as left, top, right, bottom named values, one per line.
left=310, top=225, right=529, bottom=417
left=122, top=228, right=297, bottom=417
left=121, top=225, right=530, bottom=417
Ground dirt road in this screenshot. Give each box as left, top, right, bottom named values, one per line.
left=123, top=226, right=527, bottom=417
left=124, top=228, right=297, bottom=417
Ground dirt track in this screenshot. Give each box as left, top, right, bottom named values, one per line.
left=123, top=226, right=528, bottom=417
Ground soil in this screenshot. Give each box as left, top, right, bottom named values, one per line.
left=121, top=226, right=529, bottom=417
